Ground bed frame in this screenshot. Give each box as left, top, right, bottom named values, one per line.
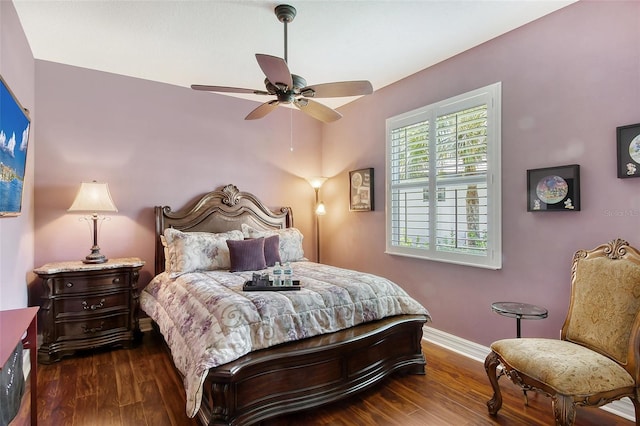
left=154, top=184, right=428, bottom=426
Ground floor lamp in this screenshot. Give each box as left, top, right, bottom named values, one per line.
left=307, top=177, right=327, bottom=263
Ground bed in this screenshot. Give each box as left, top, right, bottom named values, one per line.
left=140, top=184, right=431, bottom=426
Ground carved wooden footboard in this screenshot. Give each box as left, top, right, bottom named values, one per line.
left=197, top=314, right=427, bottom=426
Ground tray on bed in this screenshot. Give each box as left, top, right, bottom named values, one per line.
left=243, top=280, right=301, bottom=291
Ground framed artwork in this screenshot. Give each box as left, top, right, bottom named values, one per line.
left=617, top=123, right=640, bottom=178
left=349, top=168, right=374, bottom=211
left=527, top=164, right=580, bottom=212
left=0, top=75, right=31, bottom=217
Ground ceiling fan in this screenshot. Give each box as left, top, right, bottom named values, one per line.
left=191, top=4, right=373, bottom=123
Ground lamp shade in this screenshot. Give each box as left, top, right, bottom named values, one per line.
left=315, top=201, right=326, bottom=216
left=306, top=176, right=328, bottom=189
left=68, top=182, right=118, bottom=213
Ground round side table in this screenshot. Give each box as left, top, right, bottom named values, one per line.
left=491, top=301, right=548, bottom=338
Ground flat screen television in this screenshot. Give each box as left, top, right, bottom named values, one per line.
left=0, top=74, right=30, bottom=217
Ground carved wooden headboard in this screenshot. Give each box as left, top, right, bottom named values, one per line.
left=154, top=184, right=293, bottom=275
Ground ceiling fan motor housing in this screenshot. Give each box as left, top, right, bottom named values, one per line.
left=266, top=74, right=308, bottom=103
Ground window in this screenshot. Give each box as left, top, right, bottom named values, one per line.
left=385, top=82, right=501, bottom=269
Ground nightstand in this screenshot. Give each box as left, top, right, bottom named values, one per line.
left=34, top=257, right=145, bottom=364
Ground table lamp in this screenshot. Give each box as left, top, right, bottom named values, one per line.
left=68, top=181, right=118, bottom=264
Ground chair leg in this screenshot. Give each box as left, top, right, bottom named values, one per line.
left=484, top=351, right=503, bottom=415
left=552, top=394, right=577, bottom=426
left=631, top=396, right=640, bottom=425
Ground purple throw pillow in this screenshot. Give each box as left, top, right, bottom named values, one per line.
left=226, top=238, right=267, bottom=272
left=264, top=235, right=281, bottom=267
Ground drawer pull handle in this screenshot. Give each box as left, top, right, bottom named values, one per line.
left=82, top=299, right=105, bottom=311
left=113, top=278, right=121, bottom=284
left=82, top=322, right=104, bottom=334
left=66, top=282, right=73, bottom=288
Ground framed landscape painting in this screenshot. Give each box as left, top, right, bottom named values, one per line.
left=0, top=75, right=31, bottom=216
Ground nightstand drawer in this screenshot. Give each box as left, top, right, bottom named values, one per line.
left=53, top=272, right=128, bottom=295
left=55, top=292, right=129, bottom=318
left=56, top=312, right=129, bottom=339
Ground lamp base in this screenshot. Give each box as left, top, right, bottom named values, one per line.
left=83, top=256, right=107, bottom=264
left=83, top=247, right=108, bottom=264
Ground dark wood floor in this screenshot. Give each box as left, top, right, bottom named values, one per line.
left=11, top=330, right=634, bottom=426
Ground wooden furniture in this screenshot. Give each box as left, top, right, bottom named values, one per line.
left=485, top=239, right=640, bottom=426
left=153, top=184, right=428, bottom=426
left=0, top=306, right=38, bottom=426
left=491, top=301, right=548, bottom=338
left=35, top=258, right=144, bottom=364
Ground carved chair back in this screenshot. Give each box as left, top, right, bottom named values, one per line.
left=561, top=238, right=640, bottom=383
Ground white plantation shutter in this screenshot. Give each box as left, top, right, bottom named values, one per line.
left=386, top=83, right=502, bottom=269
left=389, top=120, right=430, bottom=249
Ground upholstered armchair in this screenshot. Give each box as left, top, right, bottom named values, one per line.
left=484, top=238, right=640, bottom=426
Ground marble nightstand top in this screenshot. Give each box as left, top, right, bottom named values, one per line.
left=34, top=257, right=145, bottom=275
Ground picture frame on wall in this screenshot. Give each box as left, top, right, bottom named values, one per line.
left=616, top=123, right=640, bottom=178
left=0, top=75, right=31, bottom=217
left=527, top=164, right=580, bottom=212
left=349, top=168, right=374, bottom=211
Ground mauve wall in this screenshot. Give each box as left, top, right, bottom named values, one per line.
left=0, top=1, right=35, bottom=310
left=33, top=62, right=323, bottom=289
left=321, top=1, right=640, bottom=346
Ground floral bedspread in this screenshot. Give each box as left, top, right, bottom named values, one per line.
left=139, top=261, right=430, bottom=417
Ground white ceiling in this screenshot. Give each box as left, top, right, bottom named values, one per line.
left=13, top=0, right=576, bottom=109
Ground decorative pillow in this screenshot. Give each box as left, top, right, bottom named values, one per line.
left=226, top=238, right=267, bottom=272
left=160, top=235, right=170, bottom=272
left=263, top=235, right=281, bottom=266
left=163, top=228, right=244, bottom=276
left=241, top=224, right=305, bottom=262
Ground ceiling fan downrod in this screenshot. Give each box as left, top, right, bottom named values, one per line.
left=275, top=4, right=296, bottom=64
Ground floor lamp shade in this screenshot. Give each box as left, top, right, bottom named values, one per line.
left=68, top=182, right=118, bottom=263
left=307, top=176, right=328, bottom=190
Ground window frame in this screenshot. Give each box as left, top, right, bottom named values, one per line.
left=385, top=82, right=502, bottom=269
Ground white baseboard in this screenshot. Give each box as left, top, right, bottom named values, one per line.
left=422, top=325, right=635, bottom=422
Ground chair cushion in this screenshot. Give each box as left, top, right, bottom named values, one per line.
left=491, top=338, right=634, bottom=395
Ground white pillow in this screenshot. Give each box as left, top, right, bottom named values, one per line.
left=163, top=228, right=244, bottom=277
left=241, top=224, right=305, bottom=262
left=160, top=234, right=170, bottom=272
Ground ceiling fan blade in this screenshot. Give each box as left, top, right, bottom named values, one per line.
left=300, top=81, right=373, bottom=98
left=255, top=54, right=293, bottom=89
left=191, top=84, right=269, bottom=95
left=245, top=100, right=280, bottom=120
left=294, top=99, right=342, bottom=123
